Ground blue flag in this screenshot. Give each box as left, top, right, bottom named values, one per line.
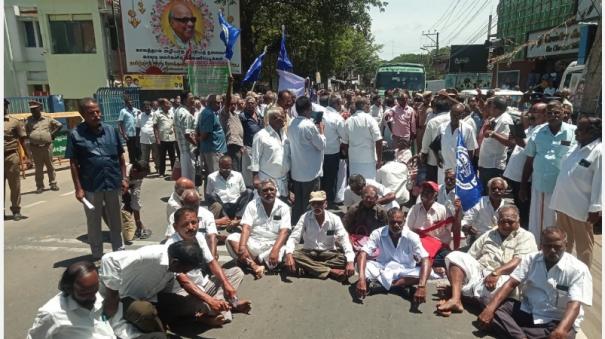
left=455, top=132, right=482, bottom=211
left=218, top=12, right=240, bottom=60
left=242, top=50, right=266, bottom=83
left=277, top=29, right=293, bottom=72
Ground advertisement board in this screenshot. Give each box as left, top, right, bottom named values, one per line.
left=526, top=24, right=581, bottom=58
left=122, top=74, right=184, bottom=90
left=120, top=0, right=241, bottom=74
left=448, top=45, right=489, bottom=73
left=444, top=73, right=492, bottom=91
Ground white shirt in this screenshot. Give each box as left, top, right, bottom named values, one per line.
left=139, top=111, right=156, bottom=144
left=324, top=107, right=346, bottom=155
left=369, top=104, right=384, bottom=125
left=166, top=192, right=182, bottom=222
left=550, top=139, right=602, bottom=221
left=376, top=161, right=410, bottom=205
left=241, top=197, right=292, bottom=243
left=286, top=116, right=326, bottom=182
left=343, top=178, right=393, bottom=208
left=286, top=210, right=355, bottom=262
left=27, top=292, right=138, bottom=339
left=205, top=171, right=246, bottom=204
left=461, top=196, right=505, bottom=235
left=164, top=232, right=215, bottom=291
left=100, top=245, right=174, bottom=303
left=437, top=185, right=458, bottom=217
left=503, top=125, right=540, bottom=182
left=342, top=111, right=382, bottom=164
left=405, top=201, right=450, bottom=245
left=511, top=252, right=592, bottom=330
left=421, top=111, right=450, bottom=166
left=164, top=206, right=218, bottom=237
left=478, top=112, right=513, bottom=169
left=362, top=226, right=429, bottom=267
left=250, top=125, right=289, bottom=179
left=439, top=121, right=478, bottom=171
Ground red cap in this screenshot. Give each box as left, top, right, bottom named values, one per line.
left=421, top=181, right=439, bottom=192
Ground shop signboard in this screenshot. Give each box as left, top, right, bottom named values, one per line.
left=526, top=24, right=581, bottom=58
left=122, top=74, right=184, bottom=90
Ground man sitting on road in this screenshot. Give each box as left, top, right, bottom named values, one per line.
left=28, top=261, right=162, bottom=339
left=436, top=205, right=537, bottom=316
left=99, top=241, right=211, bottom=334
left=206, top=155, right=254, bottom=227
left=344, top=174, right=398, bottom=211
left=461, top=177, right=507, bottom=245
left=343, top=185, right=388, bottom=254
left=159, top=207, right=251, bottom=327
left=166, top=177, right=195, bottom=222
left=164, top=189, right=219, bottom=259
left=284, top=191, right=355, bottom=282
left=477, top=227, right=592, bottom=339
left=225, top=179, right=291, bottom=279
left=355, top=208, right=434, bottom=305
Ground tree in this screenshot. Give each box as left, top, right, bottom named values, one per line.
left=385, top=46, right=451, bottom=80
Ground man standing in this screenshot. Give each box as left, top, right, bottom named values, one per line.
left=139, top=101, right=159, bottom=173
left=153, top=98, right=177, bottom=177
left=4, top=99, right=27, bottom=221
left=438, top=103, right=478, bottom=185
left=478, top=96, right=513, bottom=191
left=550, top=116, right=601, bottom=267
left=521, top=100, right=576, bottom=243
left=321, top=94, right=346, bottom=206
left=198, top=94, right=227, bottom=175
left=118, top=96, right=141, bottom=163
left=420, top=96, right=451, bottom=182
left=66, top=98, right=126, bottom=260
left=239, top=96, right=263, bottom=187
left=287, top=96, right=326, bottom=225
left=25, top=101, right=63, bottom=193
left=369, top=94, right=383, bottom=125
left=220, top=77, right=244, bottom=172
left=173, top=94, right=196, bottom=180
left=342, top=96, right=382, bottom=180
left=385, top=92, right=416, bottom=152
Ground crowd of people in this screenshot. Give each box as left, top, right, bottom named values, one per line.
left=23, top=82, right=600, bottom=339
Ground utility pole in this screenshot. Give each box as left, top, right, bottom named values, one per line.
left=422, top=30, right=439, bottom=57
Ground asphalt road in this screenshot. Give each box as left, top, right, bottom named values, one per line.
left=4, top=164, right=598, bottom=339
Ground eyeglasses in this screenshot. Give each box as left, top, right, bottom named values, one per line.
left=546, top=110, right=562, bottom=116
left=172, top=16, right=196, bottom=23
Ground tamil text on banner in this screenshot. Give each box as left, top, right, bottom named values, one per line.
left=187, top=60, right=229, bottom=97
left=122, top=74, right=184, bottom=90
left=120, top=0, right=241, bottom=74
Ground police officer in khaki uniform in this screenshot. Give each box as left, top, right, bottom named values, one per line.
left=25, top=101, right=63, bottom=193
left=4, top=99, right=27, bottom=221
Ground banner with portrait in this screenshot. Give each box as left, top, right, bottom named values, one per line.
left=122, top=74, right=184, bottom=90
left=120, top=0, right=241, bottom=74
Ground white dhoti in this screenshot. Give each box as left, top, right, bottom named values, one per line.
left=335, top=159, right=348, bottom=203
left=528, top=186, right=556, bottom=245
left=241, top=147, right=253, bottom=187
left=179, top=149, right=195, bottom=181
left=445, top=251, right=510, bottom=304
left=349, top=161, right=377, bottom=181
left=226, top=232, right=285, bottom=269
left=365, top=260, right=439, bottom=291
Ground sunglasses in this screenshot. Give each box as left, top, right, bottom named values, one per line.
left=172, top=16, right=196, bottom=23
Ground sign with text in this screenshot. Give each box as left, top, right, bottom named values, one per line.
left=120, top=0, right=241, bottom=74
left=122, top=74, right=183, bottom=90
left=527, top=25, right=581, bottom=58
left=187, top=60, right=229, bottom=97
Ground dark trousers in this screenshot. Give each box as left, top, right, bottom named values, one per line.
left=157, top=141, right=176, bottom=176
left=321, top=153, right=340, bottom=203
left=478, top=167, right=504, bottom=193
left=126, top=136, right=140, bottom=163
left=291, top=178, right=320, bottom=225
left=509, top=179, right=530, bottom=229
left=425, top=164, right=438, bottom=183
left=491, top=299, right=576, bottom=339
left=227, top=144, right=243, bottom=172
left=207, top=189, right=254, bottom=219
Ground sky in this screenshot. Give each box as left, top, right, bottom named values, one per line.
left=369, top=0, right=499, bottom=60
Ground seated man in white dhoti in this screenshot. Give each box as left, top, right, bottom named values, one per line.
left=344, top=174, right=399, bottom=211
left=226, top=179, right=291, bottom=279
left=436, top=205, right=537, bottom=316
left=355, top=208, right=436, bottom=305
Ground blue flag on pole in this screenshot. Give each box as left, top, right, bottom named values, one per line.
left=277, top=29, right=293, bottom=72
left=455, top=132, right=482, bottom=211
left=242, top=50, right=266, bottom=83
left=218, top=12, right=240, bottom=60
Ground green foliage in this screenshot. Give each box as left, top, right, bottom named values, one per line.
left=384, top=47, right=451, bottom=80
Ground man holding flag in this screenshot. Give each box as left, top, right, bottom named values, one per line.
left=218, top=11, right=240, bottom=73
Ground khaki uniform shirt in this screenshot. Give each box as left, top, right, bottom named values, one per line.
left=468, top=227, right=537, bottom=272
left=4, top=116, right=26, bottom=152
left=26, top=115, right=62, bottom=145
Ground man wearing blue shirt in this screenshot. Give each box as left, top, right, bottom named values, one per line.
left=118, top=96, right=141, bottom=163
left=197, top=94, right=227, bottom=175
left=66, top=98, right=127, bottom=261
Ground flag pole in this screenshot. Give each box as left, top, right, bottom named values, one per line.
left=250, top=45, right=268, bottom=92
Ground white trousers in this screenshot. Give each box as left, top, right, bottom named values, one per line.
left=528, top=186, right=556, bottom=245
left=335, top=159, right=348, bottom=203
left=349, top=161, right=377, bottom=181
left=179, top=149, right=195, bottom=181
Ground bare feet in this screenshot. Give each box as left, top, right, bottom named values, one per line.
left=328, top=269, right=347, bottom=282
left=436, top=298, right=464, bottom=316
left=215, top=216, right=231, bottom=227
left=194, top=313, right=226, bottom=327
left=232, top=300, right=252, bottom=314
left=433, top=267, right=446, bottom=277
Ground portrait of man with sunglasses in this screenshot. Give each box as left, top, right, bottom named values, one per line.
left=167, top=0, right=200, bottom=47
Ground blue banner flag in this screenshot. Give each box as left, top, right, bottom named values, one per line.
left=277, top=29, right=293, bottom=72
left=455, top=132, right=482, bottom=211
left=218, top=12, right=240, bottom=60
left=242, top=50, right=266, bottom=83
left=277, top=70, right=305, bottom=97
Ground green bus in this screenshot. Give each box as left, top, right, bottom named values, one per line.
left=374, top=63, right=426, bottom=96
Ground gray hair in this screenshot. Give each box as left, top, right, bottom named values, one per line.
left=488, top=177, right=508, bottom=191
left=496, top=204, right=520, bottom=221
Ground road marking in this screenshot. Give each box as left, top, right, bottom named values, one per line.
left=22, top=201, right=46, bottom=208
left=60, top=190, right=75, bottom=196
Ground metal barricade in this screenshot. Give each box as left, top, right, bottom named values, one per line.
left=94, top=87, right=140, bottom=129
left=5, top=96, right=50, bottom=113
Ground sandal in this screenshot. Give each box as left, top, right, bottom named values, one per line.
left=139, top=228, right=152, bottom=240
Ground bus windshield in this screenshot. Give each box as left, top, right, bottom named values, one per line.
left=375, top=71, right=425, bottom=91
